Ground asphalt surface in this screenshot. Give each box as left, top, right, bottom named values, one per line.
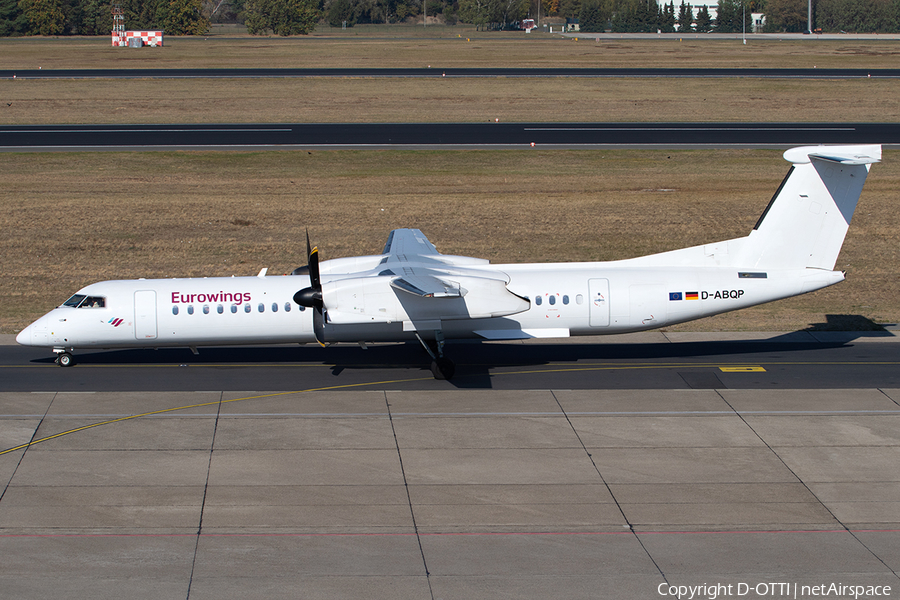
left=5, top=333, right=899, bottom=599
left=3, top=122, right=900, bottom=150
left=4, top=67, right=900, bottom=79
left=3, top=331, right=899, bottom=392
left=2, top=373, right=899, bottom=599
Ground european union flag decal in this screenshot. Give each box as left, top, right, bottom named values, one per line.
left=669, top=292, right=683, bottom=301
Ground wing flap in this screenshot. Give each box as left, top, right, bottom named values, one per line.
left=391, top=275, right=463, bottom=298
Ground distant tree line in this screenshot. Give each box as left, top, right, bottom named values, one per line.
left=571, top=0, right=745, bottom=32
left=1, top=0, right=210, bottom=35
left=761, top=0, right=900, bottom=32
left=3, top=0, right=900, bottom=36
left=575, top=0, right=900, bottom=33
left=323, top=0, right=462, bottom=27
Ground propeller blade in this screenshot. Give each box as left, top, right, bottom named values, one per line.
left=295, top=230, right=325, bottom=345
left=312, top=304, right=326, bottom=347
left=308, top=245, right=320, bottom=291
left=305, top=230, right=320, bottom=289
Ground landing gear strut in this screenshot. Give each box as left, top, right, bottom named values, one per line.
left=415, top=332, right=455, bottom=380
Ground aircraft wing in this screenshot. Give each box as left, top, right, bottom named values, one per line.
left=383, top=228, right=439, bottom=257
left=319, top=228, right=528, bottom=323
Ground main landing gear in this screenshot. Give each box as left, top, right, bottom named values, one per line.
left=415, top=332, right=456, bottom=380
left=54, top=350, right=75, bottom=367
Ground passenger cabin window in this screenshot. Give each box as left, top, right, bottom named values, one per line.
left=173, top=306, right=179, bottom=315
left=217, top=305, right=224, bottom=314
left=244, top=304, right=251, bottom=313
left=271, top=302, right=278, bottom=313
left=563, top=295, right=569, bottom=305
left=231, top=305, right=238, bottom=314
left=535, top=296, right=542, bottom=306
left=187, top=305, right=194, bottom=315
left=576, top=294, right=584, bottom=305
left=258, top=303, right=265, bottom=313
left=548, top=295, right=556, bottom=305
left=284, top=302, right=291, bottom=312
left=203, top=305, right=210, bottom=315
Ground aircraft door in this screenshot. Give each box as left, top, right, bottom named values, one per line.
left=629, top=284, right=666, bottom=328
left=588, top=278, right=610, bottom=327
left=134, top=290, right=158, bottom=340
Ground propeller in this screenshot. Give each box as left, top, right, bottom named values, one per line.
left=293, top=232, right=322, bottom=309
left=293, top=231, right=326, bottom=345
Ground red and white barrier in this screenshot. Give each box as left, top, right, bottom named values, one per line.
left=111, top=30, right=164, bottom=47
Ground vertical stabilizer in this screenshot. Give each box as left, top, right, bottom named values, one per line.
left=738, top=145, right=880, bottom=270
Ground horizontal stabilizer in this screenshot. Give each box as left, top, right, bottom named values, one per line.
left=783, top=145, right=881, bottom=165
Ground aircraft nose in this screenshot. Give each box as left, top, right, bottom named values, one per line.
left=16, top=324, right=32, bottom=346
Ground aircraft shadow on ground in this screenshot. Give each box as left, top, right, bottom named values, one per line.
left=28, top=336, right=853, bottom=389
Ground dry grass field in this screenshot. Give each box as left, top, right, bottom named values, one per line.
left=3, top=77, right=900, bottom=124
left=2, top=149, right=897, bottom=334
left=1, top=33, right=898, bottom=334
left=2, top=31, right=900, bottom=124
left=3, top=28, right=900, bottom=69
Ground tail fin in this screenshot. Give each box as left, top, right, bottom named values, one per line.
left=738, top=144, right=880, bottom=270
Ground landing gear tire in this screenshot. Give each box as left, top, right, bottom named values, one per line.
left=431, top=357, right=455, bottom=380
left=56, top=352, right=75, bottom=367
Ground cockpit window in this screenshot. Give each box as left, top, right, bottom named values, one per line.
left=62, top=294, right=105, bottom=308
left=63, top=294, right=87, bottom=307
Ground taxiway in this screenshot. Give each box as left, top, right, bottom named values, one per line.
left=2, top=333, right=899, bottom=599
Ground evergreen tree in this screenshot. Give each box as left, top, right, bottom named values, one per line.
left=0, top=0, right=28, bottom=35
left=324, top=0, right=358, bottom=25
left=693, top=1, right=709, bottom=29
left=488, top=0, right=529, bottom=28
left=714, top=0, right=748, bottom=31
left=578, top=0, right=606, bottom=30
left=816, top=0, right=900, bottom=33
left=246, top=0, right=318, bottom=33
left=556, top=0, right=579, bottom=18
left=163, top=0, right=209, bottom=33
left=459, top=0, right=490, bottom=26
left=67, top=0, right=110, bottom=34
left=762, top=0, right=805, bottom=32
left=19, top=0, right=65, bottom=34
left=658, top=0, right=674, bottom=30
left=611, top=0, right=658, bottom=32
left=676, top=0, right=691, bottom=30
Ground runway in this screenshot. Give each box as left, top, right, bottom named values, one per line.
left=2, top=333, right=899, bottom=598
left=3, top=331, right=900, bottom=392
left=3, top=122, right=900, bottom=150
left=4, top=67, right=900, bottom=79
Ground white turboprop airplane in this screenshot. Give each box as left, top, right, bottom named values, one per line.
left=17, top=145, right=880, bottom=379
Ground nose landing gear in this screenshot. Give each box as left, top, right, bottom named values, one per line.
left=54, top=350, right=75, bottom=367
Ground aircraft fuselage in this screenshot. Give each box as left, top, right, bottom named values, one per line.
left=16, top=260, right=843, bottom=351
